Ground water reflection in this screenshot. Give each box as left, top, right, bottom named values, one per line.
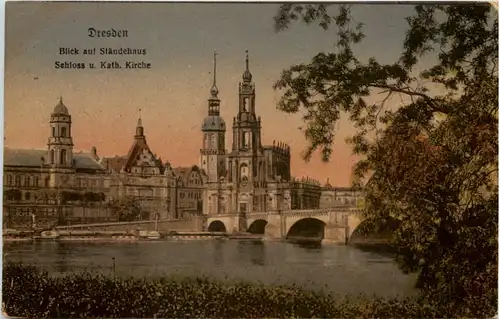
left=249, top=241, right=265, bottom=266
left=213, top=240, right=224, bottom=265
left=291, top=241, right=323, bottom=250
left=54, top=242, right=69, bottom=273
left=4, top=240, right=417, bottom=298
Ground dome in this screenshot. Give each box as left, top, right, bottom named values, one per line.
left=52, top=97, right=69, bottom=114
left=242, top=69, right=252, bottom=82
left=202, top=115, right=226, bottom=131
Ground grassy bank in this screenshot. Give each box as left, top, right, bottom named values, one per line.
left=1, top=263, right=489, bottom=318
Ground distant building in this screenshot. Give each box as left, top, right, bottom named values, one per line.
left=3, top=98, right=112, bottom=230
left=172, top=166, right=205, bottom=219
left=201, top=52, right=324, bottom=232
left=290, top=177, right=322, bottom=210
left=4, top=53, right=364, bottom=231
left=320, top=178, right=365, bottom=208
left=99, top=118, right=176, bottom=220
left=99, top=120, right=206, bottom=220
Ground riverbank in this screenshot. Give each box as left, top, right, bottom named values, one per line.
left=3, top=230, right=230, bottom=243
left=2, top=263, right=465, bottom=318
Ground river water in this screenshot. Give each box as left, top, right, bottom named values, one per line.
left=3, top=240, right=418, bottom=298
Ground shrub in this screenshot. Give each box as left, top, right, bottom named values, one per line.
left=4, top=263, right=493, bottom=318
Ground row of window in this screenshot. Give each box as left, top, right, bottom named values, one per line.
left=188, top=178, right=203, bottom=185
left=51, top=125, right=70, bottom=138
left=204, top=133, right=225, bottom=149
left=6, top=207, right=59, bottom=215
left=5, top=174, right=104, bottom=189
left=6, top=175, right=41, bottom=187
left=179, top=192, right=201, bottom=200
left=131, top=167, right=160, bottom=174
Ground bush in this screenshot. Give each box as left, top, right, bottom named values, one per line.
left=4, top=263, right=492, bottom=318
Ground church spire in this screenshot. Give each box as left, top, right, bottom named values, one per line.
left=208, top=52, right=220, bottom=116
left=135, top=108, right=144, bottom=137
left=210, top=51, right=219, bottom=98
left=242, top=50, right=252, bottom=82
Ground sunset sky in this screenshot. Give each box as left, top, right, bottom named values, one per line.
left=5, top=2, right=419, bottom=186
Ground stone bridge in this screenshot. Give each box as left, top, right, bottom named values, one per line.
left=206, top=207, right=364, bottom=244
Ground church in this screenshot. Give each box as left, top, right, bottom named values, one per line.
left=3, top=52, right=361, bottom=231
left=200, top=52, right=322, bottom=232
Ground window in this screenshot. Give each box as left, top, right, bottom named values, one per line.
left=210, top=134, right=215, bottom=147
left=52, top=127, right=56, bottom=137
left=243, top=97, right=249, bottom=112
left=6, top=175, right=12, bottom=185
left=50, top=150, right=54, bottom=164
left=34, top=176, right=39, bottom=187
left=240, top=164, right=248, bottom=180
left=60, top=149, right=67, bottom=165
left=61, top=127, right=67, bottom=137
left=243, top=132, right=250, bottom=148
left=25, top=192, right=31, bottom=201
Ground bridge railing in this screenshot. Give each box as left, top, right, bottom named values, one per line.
left=208, top=206, right=360, bottom=216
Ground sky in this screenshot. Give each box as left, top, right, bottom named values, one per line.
left=5, top=2, right=419, bottom=186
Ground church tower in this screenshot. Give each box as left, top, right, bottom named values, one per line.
left=47, top=96, right=74, bottom=168
left=232, top=50, right=262, bottom=154
left=200, top=52, right=227, bottom=183
left=231, top=51, right=263, bottom=186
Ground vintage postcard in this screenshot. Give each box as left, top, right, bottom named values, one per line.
left=3, top=1, right=497, bottom=318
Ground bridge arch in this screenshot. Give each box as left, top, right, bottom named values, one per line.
left=247, top=219, right=268, bottom=234
left=286, top=217, right=326, bottom=239
left=207, top=220, right=227, bottom=232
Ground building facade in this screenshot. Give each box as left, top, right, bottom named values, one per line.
left=3, top=98, right=112, bottom=230
left=100, top=120, right=207, bottom=221
left=4, top=53, right=363, bottom=231
left=320, top=179, right=365, bottom=208
left=201, top=52, right=327, bottom=232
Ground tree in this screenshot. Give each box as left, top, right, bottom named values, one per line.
left=273, top=3, right=497, bottom=316
left=109, top=197, right=143, bottom=222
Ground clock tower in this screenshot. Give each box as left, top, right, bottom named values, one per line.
left=200, top=52, right=227, bottom=183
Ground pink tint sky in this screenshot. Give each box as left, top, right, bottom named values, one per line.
left=5, top=2, right=418, bottom=186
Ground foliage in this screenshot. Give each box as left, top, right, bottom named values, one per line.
left=108, top=197, right=145, bottom=222
left=2, top=263, right=489, bottom=319
left=273, top=3, right=498, bottom=316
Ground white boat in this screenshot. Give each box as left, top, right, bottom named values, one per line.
left=38, top=230, right=60, bottom=240
left=138, top=230, right=161, bottom=240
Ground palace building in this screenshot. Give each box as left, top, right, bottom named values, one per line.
left=3, top=98, right=112, bottom=230
left=3, top=52, right=361, bottom=231
left=99, top=118, right=206, bottom=221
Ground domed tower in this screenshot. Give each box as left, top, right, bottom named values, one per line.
left=47, top=96, right=74, bottom=167
left=233, top=50, right=261, bottom=153
left=200, top=52, right=227, bottom=183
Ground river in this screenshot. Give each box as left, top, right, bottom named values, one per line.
left=3, top=240, right=418, bottom=298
